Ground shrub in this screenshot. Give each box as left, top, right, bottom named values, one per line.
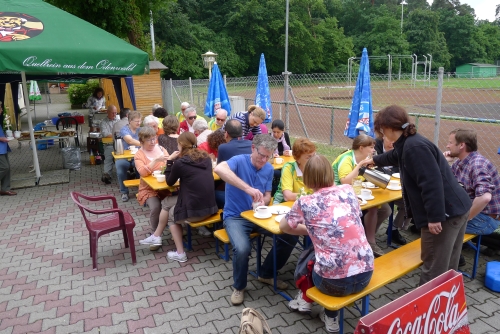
left=67, top=80, right=100, bottom=106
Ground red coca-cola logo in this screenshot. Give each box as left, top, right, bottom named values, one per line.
left=387, top=284, right=468, bottom=334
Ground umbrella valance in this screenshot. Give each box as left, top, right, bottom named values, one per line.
left=0, top=0, right=149, bottom=76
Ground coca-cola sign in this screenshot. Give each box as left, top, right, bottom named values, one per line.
left=355, top=270, right=469, bottom=334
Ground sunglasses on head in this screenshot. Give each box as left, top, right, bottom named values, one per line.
left=188, top=116, right=197, bottom=120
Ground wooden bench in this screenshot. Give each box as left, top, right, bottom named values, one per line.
left=306, top=233, right=481, bottom=334
left=123, top=179, right=140, bottom=188
left=214, top=229, right=261, bottom=261
left=183, top=209, right=223, bottom=251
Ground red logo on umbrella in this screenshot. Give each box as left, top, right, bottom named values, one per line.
left=0, top=12, right=44, bottom=42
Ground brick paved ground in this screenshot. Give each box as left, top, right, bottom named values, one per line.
left=0, top=98, right=499, bottom=333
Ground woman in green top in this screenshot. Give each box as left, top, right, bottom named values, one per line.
left=273, top=138, right=316, bottom=204
left=331, top=134, right=391, bottom=257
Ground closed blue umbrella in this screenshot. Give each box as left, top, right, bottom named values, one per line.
left=344, top=48, right=374, bottom=138
left=204, top=63, right=231, bottom=118
left=255, top=53, right=272, bottom=123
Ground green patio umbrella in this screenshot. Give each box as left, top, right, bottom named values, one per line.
left=0, top=0, right=150, bottom=183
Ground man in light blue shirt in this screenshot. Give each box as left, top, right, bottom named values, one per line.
left=215, top=134, right=296, bottom=305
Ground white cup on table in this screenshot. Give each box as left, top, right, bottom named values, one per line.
left=128, top=145, right=136, bottom=151
left=360, top=189, right=372, bottom=200
left=155, top=174, right=165, bottom=182
left=254, top=206, right=271, bottom=217
left=389, top=180, right=400, bottom=188
left=274, top=157, right=284, bottom=164
left=152, top=170, right=162, bottom=177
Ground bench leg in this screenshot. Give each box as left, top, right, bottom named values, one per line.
left=339, top=308, right=344, bottom=334
left=183, top=225, right=193, bottom=251
left=223, top=244, right=230, bottom=261
left=462, top=235, right=481, bottom=280
left=361, top=295, right=370, bottom=315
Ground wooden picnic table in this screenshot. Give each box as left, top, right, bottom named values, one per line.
left=271, top=155, right=295, bottom=170
left=240, top=182, right=402, bottom=299
left=142, top=171, right=221, bottom=191
left=112, top=150, right=135, bottom=160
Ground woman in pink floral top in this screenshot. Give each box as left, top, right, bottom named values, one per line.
left=280, top=155, right=374, bottom=332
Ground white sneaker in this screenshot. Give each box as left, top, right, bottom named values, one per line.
left=139, top=234, right=162, bottom=246
left=320, top=309, right=340, bottom=333
left=288, top=291, right=313, bottom=313
left=198, top=226, right=211, bottom=236
left=167, top=250, right=187, bottom=263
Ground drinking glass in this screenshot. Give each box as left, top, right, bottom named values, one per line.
left=352, top=179, right=362, bottom=195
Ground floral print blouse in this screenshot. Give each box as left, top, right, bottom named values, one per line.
left=286, top=184, right=374, bottom=279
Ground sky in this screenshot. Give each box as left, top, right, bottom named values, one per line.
left=427, top=0, right=497, bottom=22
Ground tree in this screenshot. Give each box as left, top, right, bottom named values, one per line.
left=406, top=9, right=451, bottom=70
left=437, top=9, right=485, bottom=70
left=45, top=0, right=164, bottom=50
left=475, top=22, right=500, bottom=63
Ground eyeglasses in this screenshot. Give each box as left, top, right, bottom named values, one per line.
left=145, top=138, right=156, bottom=144
left=255, top=148, right=272, bottom=161
left=188, top=116, right=197, bottom=120
left=216, top=118, right=226, bottom=122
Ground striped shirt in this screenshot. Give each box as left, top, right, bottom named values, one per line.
left=451, top=151, right=500, bottom=215
left=223, top=111, right=261, bottom=138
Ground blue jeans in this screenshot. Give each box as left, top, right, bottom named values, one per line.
left=215, top=190, right=225, bottom=209
left=465, top=213, right=500, bottom=235
left=116, top=159, right=134, bottom=194
left=312, top=270, right=373, bottom=318
left=224, top=216, right=297, bottom=291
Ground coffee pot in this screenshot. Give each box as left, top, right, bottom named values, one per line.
left=358, top=167, right=391, bottom=189
left=114, top=135, right=124, bottom=155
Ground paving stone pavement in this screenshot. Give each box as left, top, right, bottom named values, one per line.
left=1, top=99, right=499, bottom=333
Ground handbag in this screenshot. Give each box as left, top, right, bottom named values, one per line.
left=238, top=308, right=272, bottom=334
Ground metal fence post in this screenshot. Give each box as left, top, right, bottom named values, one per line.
left=433, top=67, right=444, bottom=145
left=330, top=108, right=334, bottom=145
left=169, top=79, right=174, bottom=113
left=188, top=77, right=193, bottom=105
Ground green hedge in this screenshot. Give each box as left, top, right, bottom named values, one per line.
left=67, top=80, right=100, bottom=106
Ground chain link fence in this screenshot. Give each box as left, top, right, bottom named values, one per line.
left=162, top=71, right=500, bottom=168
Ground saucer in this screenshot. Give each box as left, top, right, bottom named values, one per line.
left=359, top=199, right=367, bottom=206
left=254, top=212, right=272, bottom=219
left=275, top=214, right=286, bottom=223
left=392, top=173, right=400, bottom=179
left=362, top=182, right=378, bottom=189
left=6, top=137, right=15, bottom=141
left=358, top=195, right=374, bottom=201
left=269, top=206, right=290, bottom=215
left=386, top=185, right=402, bottom=191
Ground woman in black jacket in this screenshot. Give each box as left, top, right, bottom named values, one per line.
left=369, top=105, right=471, bottom=285
left=165, top=132, right=218, bottom=262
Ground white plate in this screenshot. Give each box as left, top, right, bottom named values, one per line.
left=358, top=195, right=375, bottom=201
left=392, top=173, right=400, bottom=179
left=275, top=214, right=286, bottom=223
left=269, top=206, right=291, bottom=215
left=386, top=185, right=402, bottom=191
left=362, top=182, right=378, bottom=189
left=6, top=137, right=15, bottom=141
left=254, top=212, right=272, bottom=219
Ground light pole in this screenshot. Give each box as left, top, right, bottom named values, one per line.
left=201, top=51, right=218, bottom=79
left=399, top=0, right=407, bottom=80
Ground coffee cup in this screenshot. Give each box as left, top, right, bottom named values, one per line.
left=254, top=206, right=271, bottom=217
left=389, top=180, right=400, bottom=188
left=152, top=170, right=162, bottom=177
left=275, top=157, right=284, bottom=164
left=360, top=189, right=372, bottom=199
left=155, top=174, right=165, bottom=182
left=130, top=149, right=138, bottom=154
left=129, top=145, right=136, bottom=151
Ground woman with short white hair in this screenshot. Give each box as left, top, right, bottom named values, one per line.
left=193, top=118, right=212, bottom=145
left=143, top=115, right=160, bottom=135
